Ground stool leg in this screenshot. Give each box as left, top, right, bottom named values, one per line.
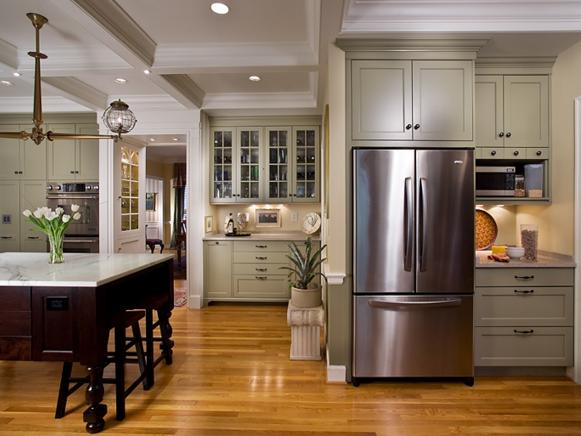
left=55, top=362, right=73, bottom=419
left=158, top=308, right=174, bottom=365
left=145, top=309, right=155, bottom=387
left=131, top=321, right=150, bottom=390
left=159, top=242, right=164, bottom=254
left=114, top=325, right=126, bottom=421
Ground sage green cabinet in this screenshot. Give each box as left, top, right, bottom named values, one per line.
left=292, top=127, right=319, bottom=202
left=211, top=128, right=235, bottom=203
left=351, top=59, right=473, bottom=142
left=0, top=124, right=46, bottom=180
left=237, top=127, right=262, bottom=203
left=0, top=181, right=20, bottom=252
left=47, top=123, right=99, bottom=181
left=19, top=181, right=46, bottom=252
left=266, top=127, right=291, bottom=202
left=204, top=240, right=232, bottom=299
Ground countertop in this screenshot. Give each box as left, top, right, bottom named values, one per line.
left=0, top=253, right=174, bottom=287
left=203, top=232, right=320, bottom=241
left=476, top=250, right=576, bottom=268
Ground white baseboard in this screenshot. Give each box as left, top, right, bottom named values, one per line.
left=187, top=294, right=203, bottom=309
left=326, top=348, right=347, bottom=383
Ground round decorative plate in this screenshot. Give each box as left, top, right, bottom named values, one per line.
left=475, top=209, right=498, bottom=250
left=302, top=212, right=321, bottom=235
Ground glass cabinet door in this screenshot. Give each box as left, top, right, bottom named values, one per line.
left=211, top=128, right=235, bottom=203
left=266, top=127, right=291, bottom=202
left=120, top=145, right=140, bottom=231
left=237, top=128, right=261, bottom=202
left=292, top=126, right=319, bottom=202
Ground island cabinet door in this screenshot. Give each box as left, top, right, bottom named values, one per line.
left=0, top=286, right=32, bottom=360
left=31, top=287, right=77, bottom=361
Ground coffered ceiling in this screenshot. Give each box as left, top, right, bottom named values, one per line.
left=0, top=0, right=581, bottom=117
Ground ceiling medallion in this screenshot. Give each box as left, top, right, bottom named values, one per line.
left=0, top=13, right=137, bottom=145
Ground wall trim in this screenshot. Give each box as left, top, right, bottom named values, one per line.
left=326, top=349, right=347, bottom=383
left=573, top=97, right=581, bottom=384
left=324, top=264, right=346, bottom=286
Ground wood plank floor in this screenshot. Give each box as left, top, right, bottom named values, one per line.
left=1, top=303, right=581, bottom=435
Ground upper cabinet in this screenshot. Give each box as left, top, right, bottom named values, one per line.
left=210, top=122, right=320, bottom=205
left=47, top=123, right=99, bottom=181
left=351, top=59, right=473, bottom=142
left=475, top=75, right=549, bottom=150
left=0, top=124, right=46, bottom=180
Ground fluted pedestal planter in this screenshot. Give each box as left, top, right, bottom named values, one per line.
left=287, top=303, right=324, bottom=360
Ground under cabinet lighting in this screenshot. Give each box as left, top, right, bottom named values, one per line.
left=143, top=69, right=151, bottom=75
left=211, top=2, right=229, bottom=14
left=172, top=137, right=179, bottom=141
left=1, top=80, right=12, bottom=86
left=12, top=72, right=20, bottom=77
left=114, top=77, right=127, bottom=84
left=249, top=75, right=261, bottom=82
left=149, top=138, right=155, bottom=142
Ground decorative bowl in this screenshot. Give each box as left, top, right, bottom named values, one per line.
left=506, top=246, right=525, bottom=259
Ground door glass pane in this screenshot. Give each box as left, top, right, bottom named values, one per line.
left=267, top=129, right=289, bottom=199
left=294, top=129, right=317, bottom=200
left=212, top=129, right=235, bottom=200
left=238, top=129, right=260, bottom=200
left=120, top=145, right=139, bottom=231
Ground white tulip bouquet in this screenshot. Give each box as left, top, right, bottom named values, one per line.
left=22, top=205, right=81, bottom=263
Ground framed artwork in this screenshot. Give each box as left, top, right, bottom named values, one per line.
left=204, top=215, right=214, bottom=233
left=145, top=192, right=157, bottom=211
left=255, top=208, right=281, bottom=227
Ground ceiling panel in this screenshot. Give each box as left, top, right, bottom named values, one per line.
left=189, top=72, right=311, bottom=94
left=73, top=71, right=165, bottom=95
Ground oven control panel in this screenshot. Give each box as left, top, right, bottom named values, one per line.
left=47, top=183, right=99, bottom=193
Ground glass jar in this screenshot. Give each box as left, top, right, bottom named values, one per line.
left=514, top=175, right=525, bottom=197
left=520, top=224, right=539, bottom=262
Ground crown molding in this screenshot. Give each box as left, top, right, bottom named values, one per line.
left=475, top=56, right=557, bottom=68
left=342, top=0, right=581, bottom=33
left=336, top=37, right=489, bottom=53
left=203, top=91, right=318, bottom=111
left=0, top=96, right=92, bottom=113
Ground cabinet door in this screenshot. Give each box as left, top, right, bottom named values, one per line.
left=0, top=125, right=21, bottom=179
left=76, top=124, right=99, bottom=181
left=265, top=127, right=292, bottom=202
left=475, top=76, right=504, bottom=148
left=0, top=181, right=20, bottom=252
left=292, top=127, right=319, bottom=202
left=20, top=181, right=47, bottom=252
left=237, top=128, right=262, bottom=203
left=205, top=241, right=232, bottom=298
left=351, top=60, right=412, bottom=140
left=210, top=128, right=236, bottom=203
left=47, top=124, right=76, bottom=181
left=504, top=75, right=549, bottom=148
left=412, top=60, right=473, bottom=141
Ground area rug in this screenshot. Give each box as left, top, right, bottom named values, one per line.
left=174, top=288, right=187, bottom=307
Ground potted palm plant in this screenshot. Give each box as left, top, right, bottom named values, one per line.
left=281, top=237, right=327, bottom=308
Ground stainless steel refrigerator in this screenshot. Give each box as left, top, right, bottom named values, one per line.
left=352, top=148, right=474, bottom=384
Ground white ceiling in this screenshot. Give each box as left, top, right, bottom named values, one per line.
left=0, top=0, right=581, bottom=118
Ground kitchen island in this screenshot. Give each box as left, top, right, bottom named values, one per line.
left=0, top=253, right=174, bottom=433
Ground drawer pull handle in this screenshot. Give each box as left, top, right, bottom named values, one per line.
left=256, top=268, right=267, bottom=272
left=27, top=236, right=41, bottom=240
left=514, top=289, right=534, bottom=294
left=0, top=236, right=13, bottom=239
left=514, top=275, right=534, bottom=280
left=255, top=245, right=268, bottom=248
left=255, top=276, right=267, bottom=280
left=256, top=256, right=267, bottom=260
left=514, top=329, right=534, bottom=335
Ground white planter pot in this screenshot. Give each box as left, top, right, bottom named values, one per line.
left=291, top=286, right=321, bottom=308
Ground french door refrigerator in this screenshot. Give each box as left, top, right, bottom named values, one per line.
left=353, top=148, right=474, bottom=383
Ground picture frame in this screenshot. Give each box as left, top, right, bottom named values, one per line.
left=204, top=215, right=214, bottom=233
left=255, top=208, right=281, bottom=227
left=145, top=192, right=157, bottom=211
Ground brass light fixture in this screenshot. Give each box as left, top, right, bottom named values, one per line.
left=0, top=13, right=137, bottom=145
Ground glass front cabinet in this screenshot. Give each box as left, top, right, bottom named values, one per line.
left=210, top=124, right=319, bottom=204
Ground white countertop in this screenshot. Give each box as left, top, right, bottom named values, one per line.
left=203, top=232, right=320, bottom=241
left=475, top=250, right=576, bottom=268
left=0, top=253, right=174, bottom=287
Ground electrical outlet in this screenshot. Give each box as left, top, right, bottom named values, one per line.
left=291, top=212, right=298, bottom=223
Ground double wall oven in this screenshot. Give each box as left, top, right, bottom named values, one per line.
left=46, top=182, right=99, bottom=253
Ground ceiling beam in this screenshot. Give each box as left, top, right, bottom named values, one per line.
left=0, top=38, right=18, bottom=73
left=41, top=77, right=108, bottom=111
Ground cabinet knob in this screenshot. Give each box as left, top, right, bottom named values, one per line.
left=70, top=171, right=75, bottom=174
left=506, top=132, right=512, bottom=138
left=255, top=276, right=267, bottom=280
left=255, top=256, right=267, bottom=260
left=405, top=124, right=412, bottom=130
left=215, top=241, right=219, bottom=245
left=413, top=124, right=420, bottom=130
left=14, top=171, right=18, bottom=175
left=498, top=132, right=504, bottom=137
left=490, top=150, right=496, bottom=156
left=513, top=150, right=519, bottom=156
left=536, top=150, right=542, bottom=156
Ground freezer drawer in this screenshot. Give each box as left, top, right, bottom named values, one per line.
left=353, top=295, right=473, bottom=378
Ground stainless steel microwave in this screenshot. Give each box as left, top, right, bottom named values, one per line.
left=476, top=166, right=516, bottom=196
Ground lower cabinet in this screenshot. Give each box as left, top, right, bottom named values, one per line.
left=205, top=240, right=232, bottom=299
left=474, top=268, right=574, bottom=367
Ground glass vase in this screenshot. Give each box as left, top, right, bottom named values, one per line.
left=520, top=224, right=539, bottom=262
left=48, top=233, right=64, bottom=264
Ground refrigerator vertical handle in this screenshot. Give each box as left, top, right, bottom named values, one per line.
left=404, top=177, right=413, bottom=271
left=419, top=177, right=427, bottom=272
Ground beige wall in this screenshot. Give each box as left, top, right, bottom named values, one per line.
left=516, top=41, right=581, bottom=256
left=146, top=159, right=174, bottom=244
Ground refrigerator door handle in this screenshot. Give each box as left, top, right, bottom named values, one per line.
left=368, top=298, right=462, bottom=309
left=404, top=177, right=413, bottom=271
left=418, top=177, right=428, bottom=272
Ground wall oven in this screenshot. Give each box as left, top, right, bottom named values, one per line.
left=475, top=166, right=516, bottom=197
left=46, top=182, right=99, bottom=253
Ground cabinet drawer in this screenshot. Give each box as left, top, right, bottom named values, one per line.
left=233, top=275, right=290, bottom=299
left=233, top=263, right=288, bottom=275
left=479, top=148, right=504, bottom=159
left=475, top=327, right=572, bottom=366
left=475, top=287, right=573, bottom=326
left=233, top=251, right=288, bottom=264
left=526, top=148, right=549, bottom=159
left=204, top=240, right=232, bottom=248
left=505, top=147, right=526, bottom=159
left=475, top=268, right=574, bottom=287
left=234, top=240, right=289, bottom=252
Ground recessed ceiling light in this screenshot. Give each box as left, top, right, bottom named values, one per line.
left=1, top=80, right=13, bottom=86
left=249, top=75, right=261, bottom=82
left=143, top=69, right=151, bottom=75
left=12, top=72, right=21, bottom=77
left=149, top=137, right=155, bottom=142
left=211, top=2, right=229, bottom=14
left=114, top=77, right=127, bottom=84
left=172, top=137, right=179, bottom=141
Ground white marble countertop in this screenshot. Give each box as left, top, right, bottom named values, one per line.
left=476, top=250, right=576, bottom=268
left=0, top=253, right=174, bottom=287
left=203, top=232, right=320, bottom=241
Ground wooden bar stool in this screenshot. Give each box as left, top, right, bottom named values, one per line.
left=55, top=310, right=148, bottom=421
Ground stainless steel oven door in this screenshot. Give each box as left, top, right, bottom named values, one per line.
left=63, top=236, right=99, bottom=253
left=46, top=194, right=99, bottom=235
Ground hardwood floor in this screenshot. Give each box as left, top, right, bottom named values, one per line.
left=1, top=303, right=581, bottom=435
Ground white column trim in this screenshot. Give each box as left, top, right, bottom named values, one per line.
left=573, top=97, right=581, bottom=384
left=324, top=264, right=346, bottom=285
left=326, top=349, right=347, bottom=383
